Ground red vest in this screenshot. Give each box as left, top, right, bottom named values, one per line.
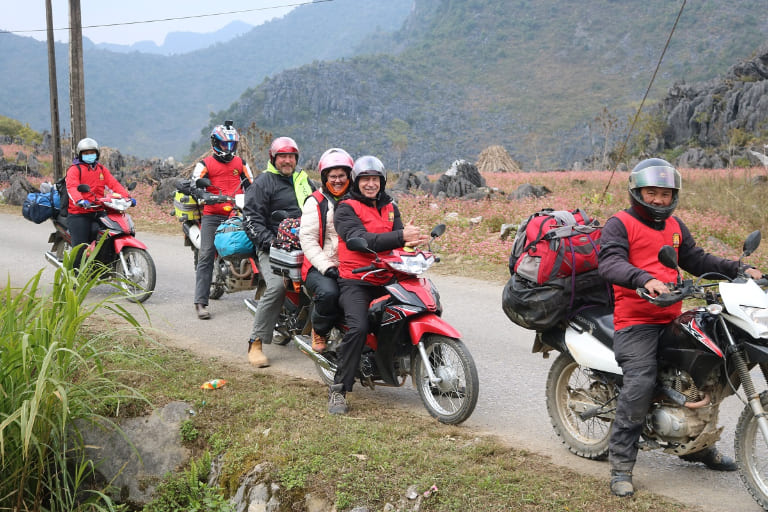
left=337, top=199, right=395, bottom=285
left=612, top=210, right=682, bottom=330
left=201, top=156, right=248, bottom=216
left=301, top=190, right=329, bottom=281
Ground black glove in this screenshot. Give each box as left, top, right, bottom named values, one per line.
left=324, top=267, right=339, bottom=279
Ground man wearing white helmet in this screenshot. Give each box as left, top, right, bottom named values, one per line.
left=328, top=155, right=429, bottom=414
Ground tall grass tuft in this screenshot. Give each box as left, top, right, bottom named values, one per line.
left=0, top=245, right=146, bottom=511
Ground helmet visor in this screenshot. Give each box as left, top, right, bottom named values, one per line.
left=220, top=140, right=237, bottom=153
left=631, top=165, right=681, bottom=190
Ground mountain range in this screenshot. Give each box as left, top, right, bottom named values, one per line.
left=2, top=0, right=768, bottom=170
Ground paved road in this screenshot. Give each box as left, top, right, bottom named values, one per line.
left=0, top=211, right=763, bottom=511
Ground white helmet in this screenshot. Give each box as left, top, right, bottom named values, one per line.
left=76, top=137, right=100, bottom=160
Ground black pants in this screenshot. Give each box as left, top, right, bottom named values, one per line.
left=334, top=281, right=386, bottom=392
left=609, top=323, right=665, bottom=472
left=304, top=267, right=341, bottom=337
left=67, top=212, right=100, bottom=266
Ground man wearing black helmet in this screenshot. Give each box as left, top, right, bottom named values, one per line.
left=599, top=158, right=763, bottom=497
left=192, top=121, right=253, bottom=320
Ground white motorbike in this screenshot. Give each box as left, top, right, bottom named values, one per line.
left=531, top=231, right=768, bottom=510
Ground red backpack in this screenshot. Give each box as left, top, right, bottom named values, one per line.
left=510, top=208, right=601, bottom=285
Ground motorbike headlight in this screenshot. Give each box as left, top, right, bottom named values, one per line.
left=387, top=252, right=435, bottom=275
left=741, top=306, right=768, bottom=329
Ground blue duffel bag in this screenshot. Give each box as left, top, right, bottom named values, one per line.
left=22, top=189, right=61, bottom=224
left=214, top=216, right=254, bottom=257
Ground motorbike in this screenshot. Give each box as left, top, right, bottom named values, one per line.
left=527, top=230, right=768, bottom=510
left=45, top=183, right=156, bottom=303
left=173, top=178, right=265, bottom=301
left=245, top=222, right=480, bottom=425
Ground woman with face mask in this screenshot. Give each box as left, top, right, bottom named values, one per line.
left=65, top=137, right=133, bottom=266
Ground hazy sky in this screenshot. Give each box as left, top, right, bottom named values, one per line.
left=0, top=0, right=298, bottom=45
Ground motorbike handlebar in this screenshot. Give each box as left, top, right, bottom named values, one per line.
left=352, top=264, right=378, bottom=274
left=635, top=287, right=687, bottom=307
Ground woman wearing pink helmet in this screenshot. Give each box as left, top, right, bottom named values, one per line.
left=299, top=148, right=354, bottom=352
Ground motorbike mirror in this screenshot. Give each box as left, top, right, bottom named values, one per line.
left=431, top=224, right=446, bottom=238
left=346, top=237, right=370, bottom=252
left=658, top=245, right=678, bottom=270
left=126, top=182, right=137, bottom=191
left=271, top=210, right=288, bottom=223
left=742, top=230, right=761, bottom=258
left=77, top=184, right=91, bottom=193
left=195, top=178, right=212, bottom=189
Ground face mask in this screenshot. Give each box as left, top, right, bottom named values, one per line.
left=82, top=154, right=97, bottom=164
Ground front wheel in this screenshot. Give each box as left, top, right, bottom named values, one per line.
left=209, top=256, right=226, bottom=300
left=735, top=390, right=768, bottom=510
left=414, top=335, right=479, bottom=425
left=545, top=352, right=614, bottom=460
left=115, top=247, right=156, bottom=303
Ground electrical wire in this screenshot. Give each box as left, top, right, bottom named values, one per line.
left=0, top=0, right=332, bottom=37
left=600, top=0, right=687, bottom=198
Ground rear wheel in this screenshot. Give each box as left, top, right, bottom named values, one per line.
left=115, top=247, right=156, bottom=303
left=414, top=335, right=479, bottom=425
left=545, top=353, right=615, bottom=459
left=209, top=256, right=226, bottom=300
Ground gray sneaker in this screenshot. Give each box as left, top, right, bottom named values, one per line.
left=328, top=384, right=349, bottom=415
left=195, top=303, right=210, bottom=320
left=610, top=470, right=634, bottom=497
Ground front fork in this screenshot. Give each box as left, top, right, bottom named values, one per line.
left=720, top=317, right=768, bottom=442
left=417, top=341, right=442, bottom=386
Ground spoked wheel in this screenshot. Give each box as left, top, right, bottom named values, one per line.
left=545, top=353, right=615, bottom=459
left=735, top=390, right=768, bottom=510
left=414, top=335, right=479, bottom=425
left=115, top=247, right=156, bottom=303
left=209, top=256, right=226, bottom=300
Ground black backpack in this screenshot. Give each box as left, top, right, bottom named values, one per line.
left=55, top=164, right=82, bottom=217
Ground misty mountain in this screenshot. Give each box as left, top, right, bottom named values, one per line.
left=198, top=0, right=768, bottom=170
left=93, top=21, right=255, bottom=56
left=0, top=0, right=413, bottom=160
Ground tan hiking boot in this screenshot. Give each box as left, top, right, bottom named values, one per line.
left=247, top=338, right=270, bottom=368
left=311, top=329, right=327, bottom=352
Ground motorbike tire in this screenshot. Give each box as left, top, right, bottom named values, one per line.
left=735, top=390, right=768, bottom=510
left=413, top=335, right=479, bottom=425
left=115, top=247, right=156, bottom=303
left=209, top=257, right=226, bottom=300
left=545, top=352, right=613, bottom=460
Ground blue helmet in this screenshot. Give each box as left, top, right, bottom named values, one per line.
left=210, top=121, right=239, bottom=162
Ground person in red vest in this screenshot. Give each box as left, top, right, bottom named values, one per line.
left=191, top=121, right=253, bottom=319
left=599, top=158, right=763, bottom=497
left=299, top=148, right=354, bottom=352
left=329, top=155, right=429, bottom=415
left=66, top=137, right=133, bottom=266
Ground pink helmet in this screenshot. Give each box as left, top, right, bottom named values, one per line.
left=318, top=148, right=353, bottom=175
left=269, top=136, right=299, bottom=165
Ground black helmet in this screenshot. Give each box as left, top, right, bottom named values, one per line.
left=628, top=158, right=682, bottom=222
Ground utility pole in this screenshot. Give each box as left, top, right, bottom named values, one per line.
left=68, top=0, right=86, bottom=155
left=45, top=0, right=63, bottom=180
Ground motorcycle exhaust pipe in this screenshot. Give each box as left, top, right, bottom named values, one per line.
left=292, top=334, right=335, bottom=372
left=45, top=251, right=63, bottom=268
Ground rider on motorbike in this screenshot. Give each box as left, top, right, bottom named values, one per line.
left=299, top=148, right=354, bottom=352
left=191, top=121, right=253, bottom=320
left=65, top=137, right=133, bottom=266
left=330, top=155, right=430, bottom=415
left=598, top=157, right=764, bottom=497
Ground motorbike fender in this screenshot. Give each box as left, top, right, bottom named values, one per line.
left=184, top=223, right=201, bottom=250
left=408, top=314, right=461, bottom=344
left=564, top=328, right=623, bottom=375
left=113, top=237, right=148, bottom=253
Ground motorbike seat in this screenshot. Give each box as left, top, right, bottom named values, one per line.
left=53, top=212, right=68, bottom=230
left=570, top=305, right=615, bottom=348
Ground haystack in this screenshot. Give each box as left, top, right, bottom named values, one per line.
left=477, top=145, right=521, bottom=173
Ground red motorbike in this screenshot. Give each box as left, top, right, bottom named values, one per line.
left=245, top=223, right=480, bottom=425
left=45, top=183, right=156, bottom=303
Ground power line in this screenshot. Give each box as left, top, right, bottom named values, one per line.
left=0, top=0, right=332, bottom=37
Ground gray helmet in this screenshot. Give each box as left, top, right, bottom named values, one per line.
left=76, top=137, right=100, bottom=161
left=351, top=155, right=385, bottom=182
left=628, top=158, right=681, bottom=222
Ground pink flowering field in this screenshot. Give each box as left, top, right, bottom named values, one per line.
left=8, top=166, right=768, bottom=279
